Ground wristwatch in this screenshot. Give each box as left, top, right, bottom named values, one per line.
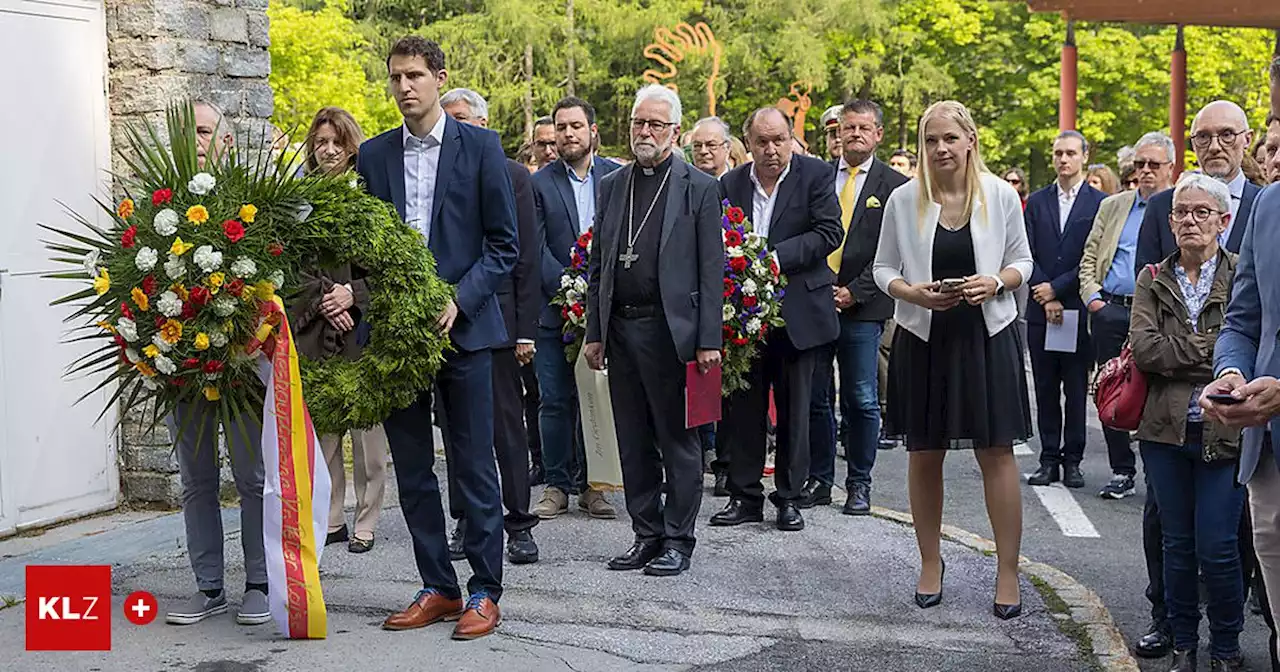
left=988, top=275, right=1006, bottom=296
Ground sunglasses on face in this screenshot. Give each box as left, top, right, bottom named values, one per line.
left=1131, top=159, right=1167, bottom=170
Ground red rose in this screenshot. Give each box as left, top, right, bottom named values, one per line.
left=151, top=188, right=173, bottom=206
left=154, top=315, right=167, bottom=328
left=760, top=323, right=769, bottom=338
left=120, top=302, right=134, bottom=320
left=203, top=360, right=224, bottom=374
left=267, top=242, right=284, bottom=257
left=561, top=307, right=570, bottom=320
left=222, top=220, right=245, bottom=243
left=141, top=275, right=156, bottom=296
left=570, top=303, right=585, bottom=317
left=729, top=256, right=748, bottom=273
left=121, top=225, right=138, bottom=249
left=183, top=357, right=200, bottom=369
left=723, top=279, right=736, bottom=298
left=769, top=259, right=780, bottom=276
left=723, top=230, right=743, bottom=247
left=733, top=336, right=749, bottom=346
left=227, top=278, right=245, bottom=296
left=189, top=286, right=211, bottom=306
left=113, top=333, right=127, bottom=350
left=743, top=295, right=758, bottom=307
left=722, top=325, right=734, bottom=336
left=727, top=207, right=745, bottom=224
left=181, top=302, right=198, bottom=320
left=571, top=253, right=583, bottom=268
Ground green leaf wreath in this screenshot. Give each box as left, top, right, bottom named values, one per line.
left=41, top=101, right=451, bottom=440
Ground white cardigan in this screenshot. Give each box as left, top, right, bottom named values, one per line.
left=873, top=172, right=1033, bottom=342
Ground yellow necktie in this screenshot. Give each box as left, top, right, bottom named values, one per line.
left=828, top=166, right=860, bottom=274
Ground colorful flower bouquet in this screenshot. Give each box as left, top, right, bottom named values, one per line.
left=720, top=200, right=786, bottom=395
left=550, top=227, right=592, bottom=364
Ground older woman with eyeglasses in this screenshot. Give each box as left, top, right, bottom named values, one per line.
left=1129, top=172, right=1245, bottom=672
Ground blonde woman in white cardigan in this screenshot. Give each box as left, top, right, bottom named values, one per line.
left=872, top=100, right=1034, bottom=620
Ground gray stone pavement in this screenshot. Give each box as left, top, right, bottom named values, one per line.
left=0, top=462, right=1092, bottom=672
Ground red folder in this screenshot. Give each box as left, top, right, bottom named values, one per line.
left=686, top=362, right=723, bottom=428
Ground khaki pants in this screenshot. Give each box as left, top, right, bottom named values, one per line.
left=320, top=425, right=388, bottom=540
left=1250, top=448, right=1280, bottom=662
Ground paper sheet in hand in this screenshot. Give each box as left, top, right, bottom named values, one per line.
left=686, top=362, right=722, bottom=428
left=574, top=350, right=624, bottom=490
left=1044, top=309, right=1079, bottom=353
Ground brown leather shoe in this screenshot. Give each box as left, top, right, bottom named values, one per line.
left=381, top=589, right=464, bottom=631
left=451, top=595, right=501, bottom=640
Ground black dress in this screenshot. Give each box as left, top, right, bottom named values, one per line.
left=884, top=223, right=1032, bottom=450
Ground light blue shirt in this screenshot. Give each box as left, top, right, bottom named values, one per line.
left=1097, top=193, right=1148, bottom=300
left=403, top=114, right=447, bottom=242
left=1173, top=254, right=1219, bottom=422
left=566, top=161, right=595, bottom=236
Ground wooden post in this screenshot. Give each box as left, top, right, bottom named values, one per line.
left=1170, top=26, right=1187, bottom=179
left=1059, top=20, right=1078, bottom=131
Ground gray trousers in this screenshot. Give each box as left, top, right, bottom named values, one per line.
left=167, top=400, right=266, bottom=591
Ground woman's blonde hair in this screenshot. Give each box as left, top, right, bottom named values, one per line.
left=916, top=100, right=990, bottom=229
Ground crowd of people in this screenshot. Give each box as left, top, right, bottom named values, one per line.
left=157, top=33, right=1280, bottom=670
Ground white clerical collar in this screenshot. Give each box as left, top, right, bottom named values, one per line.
left=402, top=112, right=446, bottom=146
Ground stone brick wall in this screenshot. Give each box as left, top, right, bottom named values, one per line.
left=106, top=0, right=273, bottom=505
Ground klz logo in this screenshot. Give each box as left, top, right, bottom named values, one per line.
left=26, top=565, right=111, bottom=651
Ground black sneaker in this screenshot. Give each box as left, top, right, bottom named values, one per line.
left=507, top=529, right=538, bottom=565
left=1099, top=474, right=1135, bottom=499
left=449, top=521, right=466, bottom=560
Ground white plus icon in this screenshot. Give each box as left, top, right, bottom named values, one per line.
left=131, top=598, right=151, bottom=619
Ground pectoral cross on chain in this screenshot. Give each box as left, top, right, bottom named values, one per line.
left=618, top=247, right=639, bottom=269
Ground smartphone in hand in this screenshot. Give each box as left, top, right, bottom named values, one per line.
left=939, top=278, right=966, bottom=293
left=1205, top=393, right=1243, bottom=406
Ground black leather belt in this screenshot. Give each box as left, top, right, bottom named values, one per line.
left=616, top=303, right=660, bottom=318
left=1100, top=292, right=1133, bottom=308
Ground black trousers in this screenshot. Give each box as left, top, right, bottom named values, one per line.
left=521, top=361, right=542, bottom=470
left=1027, top=324, right=1090, bottom=468
left=1089, top=302, right=1136, bottom=476
left=725, top=328, right=819, bottom=507
left=444, top=347, right=538, bottom=533
left=606, top=314, right=703, bottom=555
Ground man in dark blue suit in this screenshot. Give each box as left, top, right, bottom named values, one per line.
left=528, top=97, right=622, bottom=520
left=356, top=36, right=517, bottom=640
left=1136, top=100, right=1260, bottom=270
left=1024, top=131, right=1105, bottom=490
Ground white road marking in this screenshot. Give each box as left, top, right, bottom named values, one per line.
left=1023, top=474, right=1101, bottom=538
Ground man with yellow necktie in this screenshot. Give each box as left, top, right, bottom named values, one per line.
left=801, top=99, right=909, bottom=515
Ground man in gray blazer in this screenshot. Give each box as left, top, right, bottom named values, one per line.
left=583, top=85, right=723, bottom=577
left=1203, top=55, right=1280, bottom=665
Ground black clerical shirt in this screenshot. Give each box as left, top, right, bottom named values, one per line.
left=614, top=154, right=672, bottom=307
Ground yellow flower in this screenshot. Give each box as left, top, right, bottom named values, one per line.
left=131, top=287, right=150, bottom=312
left=254, top=281, right=276, bottom=301
left=96, top=320, right=116, bottom=333
left=203, top=386, right=221, bottom=401
left=143, top=344, right=159, bottom=359
left=207, top=272, right=225, bottom=293
left=170, top=237, right=194, bottom=256
left=160, top=319, right=183, bottom=344
left=186, top=205, right=209, bottom=225
left=194, top=333, right=210, bottom=351
left=135, top=361, right=156, bottom=377
left=117, top=198, right=135, bottom=219
left=239, top=204, right=257, bottom=223
left=92, top=268, right=111, bottom=295
left=170, top=283, right=189, bottom=301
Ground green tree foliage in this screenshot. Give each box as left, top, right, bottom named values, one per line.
left=269, top=0, right=1277, bottom=183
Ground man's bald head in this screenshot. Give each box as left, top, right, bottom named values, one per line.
left=742, top=107, right=791, bottom=141
left=1192, top=100, right=1249, bottom=131
left=1190, top=100, right=1252, bottom=181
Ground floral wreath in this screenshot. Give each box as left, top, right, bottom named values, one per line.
left=44, top=103, right=451, bottom=437
left=550, top=227, right=592, bottom=364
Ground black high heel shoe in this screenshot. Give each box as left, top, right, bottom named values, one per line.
left=992, top=601, right=1022, bottom=620
left=914, top=559, right=945, bottom=609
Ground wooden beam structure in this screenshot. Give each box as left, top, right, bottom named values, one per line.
left=1027, top=0, right=1280, bottom=29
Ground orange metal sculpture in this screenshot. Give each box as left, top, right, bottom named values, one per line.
left=775, top=81, right=813, bottom=147
left=642, top=22, right=722, bottom=116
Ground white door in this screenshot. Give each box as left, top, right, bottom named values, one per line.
left=0, top=0, right=116, bottom=536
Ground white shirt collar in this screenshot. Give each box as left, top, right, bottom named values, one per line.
left=1056, top=178, right=1082, bottom=201
left=838, top=155, right=875, bottom=174
left=750, top=160, right=792, bottom=193
left=1226, top=170, right=1246, bottom=199
left=403, top=112, right=447, bottom=146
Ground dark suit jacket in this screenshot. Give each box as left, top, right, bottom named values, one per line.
left=830, top=158, right=910, bottom=322
left=496, top=158, right=537, bottom=347
left=1023, top=182, right=1106, bottom=341
left=356, top=116, right=518, bottom=352
left=585, top=157, right=723, bottom=363
left=1135, top=179, right=1259, bottom=273
left=532, top=156, right=622, bottom=329
left=721, top=155, right=844, bottom=351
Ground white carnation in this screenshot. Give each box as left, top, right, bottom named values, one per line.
left=574, top=277, right=587, bottom=293
left=722, top=304, right=736, bottom=322
left=153, top=354, right=176, bottom=375
left=757, top=304, right=770, bottom=318
left=560, top=274, right=574, bottom=289
left=116, top=317, right=139, bottom=342
left=765, top=282, right=776, bottom=294
left=164, top=253, right=186, bottom=280
left=213, top=296, right=238, bottom=317
left=187, top=172, right=216, bottom=196
left=156, top=290, right=182, bottom=317
left=84, top=248, right=101, bottom=278
left=747, top=317, right=762, bottom=334
left=727, top=246, right=745, bottom=258
left=268, top=269, right=284, bottom=288
left=208, top=330, right=228, bottom=348
left=230, top=258, right=257, bottom=278
left=741, top=279, right=758, bottom=296
left=153, top=209, right=180, bottom=236
left=192, top=245, right=223, bottom=273
left=134, top=247, right=158, bottom=272
left=566, top=290, right=582, bottom=304
left=151, top=333, right=172, bottom=353
left=124, top=348, right=141, bottom=364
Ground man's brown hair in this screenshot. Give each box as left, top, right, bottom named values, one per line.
left=387, top=35, right=445, bottom=73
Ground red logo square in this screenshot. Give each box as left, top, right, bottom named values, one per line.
left=25, top=565, right=111, bottom=651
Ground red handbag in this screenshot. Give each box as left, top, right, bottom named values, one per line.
left=1092, top=264, right=1159, bottom=432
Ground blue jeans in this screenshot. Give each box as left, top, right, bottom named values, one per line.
left=808, top=344, right=838, bottom=486
left=1140, top=426, right=1246, bottom=660
left=536, top=327, right=586, bottom=493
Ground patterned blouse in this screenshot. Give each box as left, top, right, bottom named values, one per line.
left=1172, top=254, right=1219, bottom=423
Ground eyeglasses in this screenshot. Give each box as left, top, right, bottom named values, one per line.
left=1190, top=129, right=1246, bottom=149
left=690, top=141, right=728, bottom=152
left=1131, top=159, right=1167, bottom=170
left=1170, top=206, right=1224, bottom=224
left=533, top=140, right=557, bottom=149
left=631, top=118, right=677, bottom=133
